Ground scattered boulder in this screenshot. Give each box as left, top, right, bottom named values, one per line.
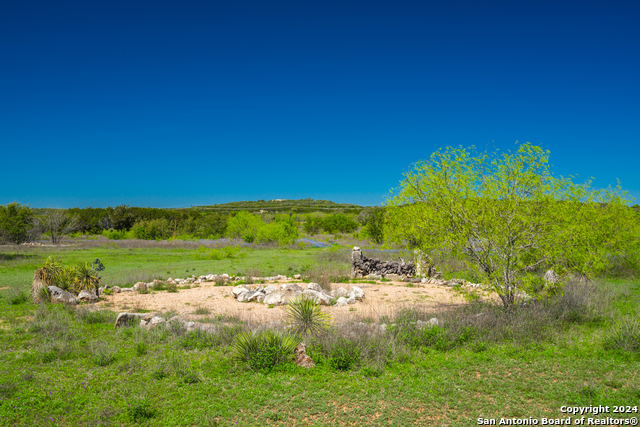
left=232, top=285, right=251, bottom=298
left=133, top=282, right=147, bottom=292
left=294, top=343, right=315, bottom=368
left=114, top=312, right=146, bottom=328
left=302, top=289, right=335, bottom=306
left=349, top=286, right=365, bottom=301
left=335, top=297, right=348, bottom=307
left=280, top=283, right=303, bottom=292
left=330, top=287, right=349, bottom=298
left=140, top=314, right=166, bottom=330
left=263, top=289, right=300, bottom=306
left=48, top=286, right=77, bottom=305
left=77, top=290, right=98, bottom=303
left=111, top=286, right=121, bottom=294
left=306, top=282, right=322, bottom=292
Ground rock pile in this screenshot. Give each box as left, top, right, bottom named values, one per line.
left=351, top=247, right=416, bottom=279
left=232, top=282, right=365, bottom=306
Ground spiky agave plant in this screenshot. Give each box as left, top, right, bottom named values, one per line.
left=233, top=330, right=300, bottom=372
left=285, top=295, right=332, bottom=336
left=72, top=261, right=100, bottom=296
left=31, top=256, right=62, bottom=303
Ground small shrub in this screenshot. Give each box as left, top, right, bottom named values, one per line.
left=152, top=364, right=169, bottom=380
left=29, top=306, right=73, bottom=337
left=126, top=393, right=155, bottom=423
left=285, top=296, right=332, bottom=336
left=604, top=319, right=640, bottom=352
left=75, top=309, right=116, bottom=325
left=245, top=267, right=262, bottom=285
left=194, top=307, right=211, bottom=315
left=178, top=329, right=222, bottom=351
left=7, top=289, right=29, bottom=305
left=135, top=342, right=148, bottom=356
left=327, top=337, right=361, bottom=371
left=41, top=339, right=74, bottom=363
left=361, top=364, right=384, bottom=378
left=90, top=341, right=117, bottom=366
left=233, top=330, right=300, bottom=372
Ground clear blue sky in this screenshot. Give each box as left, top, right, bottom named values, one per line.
left=1, top=0, right=638, bottom=208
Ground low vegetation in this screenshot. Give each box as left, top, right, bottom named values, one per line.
left=0, top=239, right=638, bottom=426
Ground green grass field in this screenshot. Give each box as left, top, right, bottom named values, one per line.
left=0, top=243, right=639, bottom=426
left=0, top=243, right=328, bottom=290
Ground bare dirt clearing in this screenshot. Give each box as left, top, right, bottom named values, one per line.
left=97, top=280, right=486, bottom=323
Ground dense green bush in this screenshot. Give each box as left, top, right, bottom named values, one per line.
left=227, top=211, right=299, bottom=245
left=195, top=245, right=242, bottom=260
left=0, top=202, right=34, bottom=244
left=102, top=228, right=129, bottom=240
left=130, top=218, right=173, bottom=240
left=233, top=330, right=300, bottom=372
left=302, top=213, right=359, bottom=235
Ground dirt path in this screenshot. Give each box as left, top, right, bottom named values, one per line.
left=96, top=280, right=479, bottom=324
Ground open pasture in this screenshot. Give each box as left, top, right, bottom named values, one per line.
left=0, top=240, right=639, bottom=426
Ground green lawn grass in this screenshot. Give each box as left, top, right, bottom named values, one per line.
left=0, top=243, right=639, bottom=426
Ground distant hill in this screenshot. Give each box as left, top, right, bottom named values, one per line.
left=196, top=198, right=364, bottom=214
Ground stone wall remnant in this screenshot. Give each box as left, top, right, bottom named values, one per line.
left=350, top=246, right=415, bottom=279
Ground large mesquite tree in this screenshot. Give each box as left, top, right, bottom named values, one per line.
left=386, top=143, right=639, bottom=308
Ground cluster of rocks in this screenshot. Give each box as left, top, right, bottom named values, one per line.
left=114, top=312, right=222, bottom=333
left=351, top=247, right=416, bottom=279
left=352, top=317, right=440, bottom=333
left=117, top=273, right=306, bottom=294
left=46, top=286, right=101, bottom=305
left=21, top=242, right=44, bottom=246
left=232, top=282, right=365, bottom=306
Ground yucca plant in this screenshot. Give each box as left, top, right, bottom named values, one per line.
left=233, top=330, right=300, bottom=372
left=72, top=262, right=100, bottom=296
left=31, top=257, right=62, bottom=303
left=53, top=265, right=77, bottom=291
left=285, top=295, right=332, bottom=336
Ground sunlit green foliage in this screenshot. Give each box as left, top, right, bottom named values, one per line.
left=0, top=202, right=34, bottom=244
left=387, top=142, right=639, bottom=307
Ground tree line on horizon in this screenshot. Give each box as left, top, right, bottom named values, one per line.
left=0, top=203, right=385, bottom=245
